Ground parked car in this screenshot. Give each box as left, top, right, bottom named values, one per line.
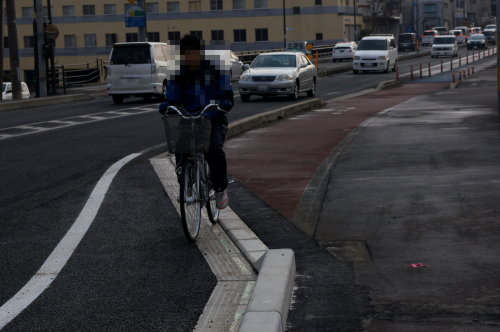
left=2, top=82, right=31, bottom=100
left=432, top=27, right=449, bottom=35
left=467, top=34, right=488, bottom=50
left=238, top=52, right=317, bottom=102
left=332, top=42, right=357, bottom=62
left=484, top=24, right=496, bottom=30
left=398, top=33, right=417, bottom=51
left=449, top=30, right=466, bottom=44
left=353, top=35, right=398, bottom=74
left=431, top=36, right=458, bottom=58
left=422, top=30, right=439, bottom=46
left=107, top=42, right=172, bottom=104
left=471, top=27, right=482, bottom=34
left=483, top=29, right=496, bottom=45
left=205, top=50, right=244, bottom=80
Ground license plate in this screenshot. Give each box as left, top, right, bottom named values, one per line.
left=340, top=50, right=344, bottom=53
left=258, top=85, right=268, bottom=91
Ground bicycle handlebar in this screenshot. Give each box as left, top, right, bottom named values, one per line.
left=164, top=104, right=226, bottom=117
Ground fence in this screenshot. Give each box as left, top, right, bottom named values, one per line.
left=47, top=58, right=104, bottom=94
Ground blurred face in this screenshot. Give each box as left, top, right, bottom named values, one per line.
left=183, top=49, right=201, bottom=69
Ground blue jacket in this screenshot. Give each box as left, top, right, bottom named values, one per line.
left=159, top=60, right=234, bottom=117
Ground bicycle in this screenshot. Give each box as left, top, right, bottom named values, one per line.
left=162, top=104, right=224, bottom=242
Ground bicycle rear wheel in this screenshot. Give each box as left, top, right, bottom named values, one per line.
left=180, top=162, right=202, bottom=241
left=205, top=162, right=220, bottom=224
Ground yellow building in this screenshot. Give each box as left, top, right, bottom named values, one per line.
left=3, top=0, right=362, bottom=82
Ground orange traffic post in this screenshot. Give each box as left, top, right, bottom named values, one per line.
left=419, top=63, right=422, bottom=78
left=441, top=59, right=444, bottom=73
left=315, top=51, right=319, bottom=69
left=410, top=65, right=414, bottom=80
left=428, top=62, right=431, bottom=77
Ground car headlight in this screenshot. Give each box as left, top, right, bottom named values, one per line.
left=354, top=56, right=360, bottom=60
left=275, top=74, right=294, bottom=81
left=239, top=74, right=251, bottom=82
left=378, top=56, right=388, bottom=60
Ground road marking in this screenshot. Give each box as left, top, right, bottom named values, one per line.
left=0, top=105, right=157, bottom=141
left=0, top=153, right=141, bottom=330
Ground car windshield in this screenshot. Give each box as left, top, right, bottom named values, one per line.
left=398, top=34, right=413, bottom=41
left=434, top=38, right=455, bottom=44
left=357, top=39, right=388, bottom=50
left=423, top=31, right=435, bottom=36
left=252, top=54, right=296, bottom=68
left=452, top=31, right=461, bottom=36
left=470, top=34, right=484, bottom=40
left=110, top=45, right=151, bottom=65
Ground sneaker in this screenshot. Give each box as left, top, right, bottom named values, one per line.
left=215, top=190, right=228, bottom=209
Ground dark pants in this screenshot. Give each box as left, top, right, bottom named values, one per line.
left=176, top=115, right=228, bottom=191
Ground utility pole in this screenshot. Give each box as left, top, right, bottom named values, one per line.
left=5, top=0, right=22, bottom=100
left=0, top=0, right=4, bottom=101
left=497, top=0, right=499, bottom=114
left=137, top=0, right=147, bottom=41
left=34, top=0, right=47, bottom=97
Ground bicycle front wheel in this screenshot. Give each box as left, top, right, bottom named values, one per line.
left=180, top=162, right=202, bottom=241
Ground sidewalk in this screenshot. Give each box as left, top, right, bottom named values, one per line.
left=225, top=66, right=500, bottom=330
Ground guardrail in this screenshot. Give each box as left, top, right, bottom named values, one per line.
left=235, top=44, right=335, bottom=64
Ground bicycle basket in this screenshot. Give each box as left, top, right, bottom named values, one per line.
left=163, top=116, right=212, bottom=153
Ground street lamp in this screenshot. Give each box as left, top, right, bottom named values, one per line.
left=354, top=0, right=357, bottom=42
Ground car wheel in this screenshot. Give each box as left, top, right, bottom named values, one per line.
left=307, top=79, right=316, bottom=97
left=241, top=94, right=251, bottom=102
left=289, top=82, right=299, bottom=100
left=112, top=95, right=124, bottom=104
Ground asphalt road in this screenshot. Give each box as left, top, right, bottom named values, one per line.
left=0, top=48, right=493, bottom=330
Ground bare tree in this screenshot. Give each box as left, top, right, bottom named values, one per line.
left=5, top=0, right=22, bottom=100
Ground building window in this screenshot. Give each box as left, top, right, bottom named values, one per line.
left=23, top=36, right=34, bottom=48
left=83, top=5, right=95, bottom=16
left=211, top=0, right=223, bottom=10
left=423, top=4, right=437, bottom=13
left=148, top=32, right=161, bottom=42
left=103, top=4, right=117, bottom=15
left=254, top=0, right=268, bottom=9
left=167, top=1, right=180, bottom=12
left=316, top=33, right=323, bottom=40
left=233, top=0, right=246, bottom=10
left=315, top=0, right=322, bottom=5
left=105, top=34, right=117, bottom=46
left=168, top=31, right=181, bottom=41
left=234, top=29, right=247, bottom=42
left=21, top=7, right=34, bottom=18
left=63, top=5, right=75, bottom=16
left=190, top=31, right=203, bottom=40
left=293, top=6, right=300, bottom=14
left=255, top=28, right=268, bottom=41
left=126, top=33, right=139, bottom=42
left=211, top=30, right=224, bottom=41
left=84, top=34, right=97, bottom=47
left=188, top=1, right=202, bottom=11
left=64, top=35, right=77, bottom=48
left=147, top=2, right=159, bottom=13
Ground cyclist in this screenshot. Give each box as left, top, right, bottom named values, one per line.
left=159, top=34, right=234, bottom=209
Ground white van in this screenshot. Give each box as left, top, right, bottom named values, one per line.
left=2, top=82, right=31, bottom=100
left=352, top=36, right=398, bottom=74
left=107, top=42, right=172, bottom=104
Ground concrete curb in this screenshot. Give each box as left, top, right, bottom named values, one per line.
left=0, top=94, right=93, bottom=112
left=227, top=98, right=324, bottom=139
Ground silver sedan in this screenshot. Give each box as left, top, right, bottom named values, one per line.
left=238, top=52, right=317, bottom=102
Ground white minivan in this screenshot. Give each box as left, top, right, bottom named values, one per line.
left=2, top=82, right=31, bottom=100
left=352, top=36, right=398, bottom=74
left=107, top=42, right=172, bottom=104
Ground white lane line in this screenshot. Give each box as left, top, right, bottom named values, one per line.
left=0, top=153, right=141, bottom=330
